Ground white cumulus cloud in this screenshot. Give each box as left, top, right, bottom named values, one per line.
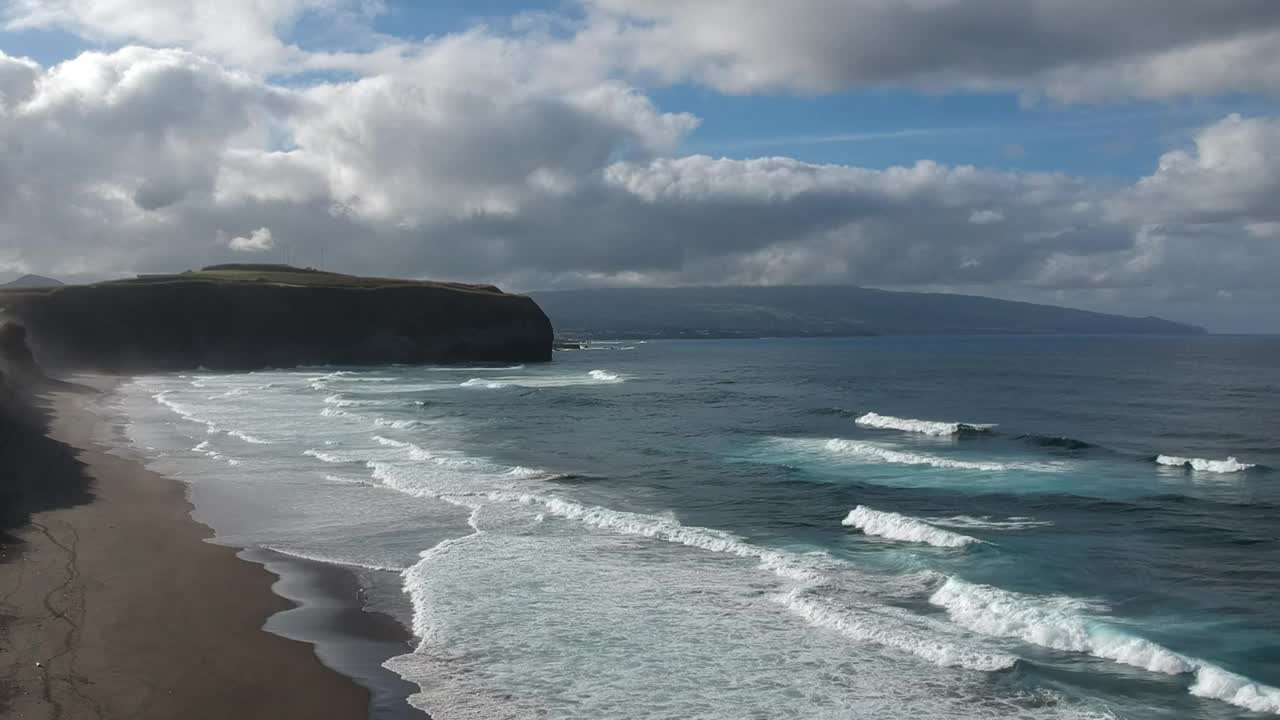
left=227, top=227, right=274, bottom=252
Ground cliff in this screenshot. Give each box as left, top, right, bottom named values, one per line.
left=0, top=266, right=553, bottom=371
left=529, top=285, right=1206, bottom=339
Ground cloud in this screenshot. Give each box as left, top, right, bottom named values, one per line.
left=1116, top=114, right=1280, bottom=224
left=227, top=227, right=274, bottom=252
left=2, top=0, right=391, bottom=71
left=0, top=14, right=1277, bottom=328
left=969, top=210, right=1005, bottom=225
left=582, top=0, right=1280, bottom=102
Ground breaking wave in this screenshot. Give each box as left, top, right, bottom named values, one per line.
left=362, top=442, right=1014, bottom=676
left=843, top=506, right=982, bottom=548
left=856, top=412, right=995, bottom=437
left=926, top=515, right=1053, bottom=531
left=818, top=438, right=1058, bottom=472
left=460, top=378, right=512, bottom=389
left=1155, top=455, right=1256, bottom=474
left=498, top=494, right=1011, bottom=672
left=930, top=577, right=1280, bottom=714
left=191, top=439, right=240, bottom=466
left=227, top=429, right=271, bottom=445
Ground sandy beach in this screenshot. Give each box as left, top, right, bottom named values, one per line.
left=0, top=379, right=397, bottom=719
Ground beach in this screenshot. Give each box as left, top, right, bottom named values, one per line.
left=0, top=378, right=408, bottom=720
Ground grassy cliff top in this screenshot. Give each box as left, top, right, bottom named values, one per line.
left=4, top=265, right=504, bottom=295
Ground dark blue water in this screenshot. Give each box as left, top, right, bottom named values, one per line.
left=123, top=336, right=1280, bottom=719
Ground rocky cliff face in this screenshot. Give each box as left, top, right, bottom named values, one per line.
left=0, top=323, right=42, bottom=381
left=0, top=270, right=553, bottom=371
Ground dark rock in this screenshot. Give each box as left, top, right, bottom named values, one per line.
left=0, top=323, right=41, bottom=380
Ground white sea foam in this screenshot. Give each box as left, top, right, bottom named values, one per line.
left=843, top=506, right=982, bottom=547
left=373, top=436, right=490, bottom=471
left=154, top=391, right=216, bottom=429
left=820, top=438, right=1053, bottom=472
left=323, top=393, right=377, bottom=408
left=427, top=365, right=524, bottom=372
left=374, top=417, right=425, bottom=430
left=191, top=439, right=240, bottom=466
left=321, top=474, right=376, bottom=487
left=1190, top=664, right=1280, bottom=714
left=930, top=577, right=1280, bottom=714
left=460, top=378, right=512, bottom=389
left=509, top=494, right=827, bottom=585
left=1156, top=455, right=1255, bottom=473
left=262, top=545, right=408, bottom=573
left=303, top=448, right=348, bottom=464
left=776, top=588, right=1016, bottom=671
left=227, top=429, right=271, bottom=444
left=856, top=412, right=994, bottom=436
left=927, top=515, right=1053, bottom=531
left=458, top=371, right=624, bottom=389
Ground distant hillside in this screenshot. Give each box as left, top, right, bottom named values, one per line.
left=0, top=274, right=63, bottom=290
left=0, top=266, right=551, bottom=370
left=529, top=286, right=1205, bottom=338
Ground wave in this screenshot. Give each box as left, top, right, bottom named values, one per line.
left=261, top=545, right=407, bottom=573
left=322, top=393, right=382, bottom=408
left=856, top=412, right=995, bottom=437
left=191, top=440, right=240, bottom=466
left=487, top=493, right=1013, bottom=672
left=460, top=378, right=512, bottom=389
left=1017, top=434, right=1095, bottom=451
left=926, top=515, right=1053, bottom=531
left=303, top=448, right=348, bottom=464
left=808, top=406, right=858, bottom=418
left=226, top=429, right=271, bottom=445
left=360, top=439, right=1018, bottom=677
left=843, top=506, right=982, bottom=548
left=775, top=588, right=1015, bottom=671
left=154, top=391, right=216, bottom=429
left=427, top=364, right=525, bottom=372
left=587, top=369, right=621, bottom=382
left=321, top=474, right=376, bottom=488
left=819, top=438, right=1058, bottom=472
left=374, top=417, right=426, bottom=430
left=1155, top=455, right=1256, bottom=473
left=930, top=577, right=1280, bottom=714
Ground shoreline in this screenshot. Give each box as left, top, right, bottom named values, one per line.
left=0, top=376, right=426, bottom=719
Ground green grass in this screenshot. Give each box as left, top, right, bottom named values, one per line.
left=91, top=267, right=504, bottom=294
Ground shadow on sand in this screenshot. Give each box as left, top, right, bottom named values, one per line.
left=0, top=377, right=97, bottom=551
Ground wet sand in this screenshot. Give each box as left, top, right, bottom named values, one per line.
left=0, top=379, right=419, bottom=719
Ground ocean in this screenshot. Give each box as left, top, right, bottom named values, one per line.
left=104, top=336, right=1279, bottom=719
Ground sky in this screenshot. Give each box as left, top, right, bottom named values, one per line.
left=1, top=1, right=1278, bottom=332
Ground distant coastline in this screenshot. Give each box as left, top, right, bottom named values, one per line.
left=531, top=285, right=1205, bottom=339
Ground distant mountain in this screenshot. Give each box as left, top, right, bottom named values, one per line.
left=0, top=274, right=63, bottom=290
left=528, top=286, right=1206, bottom=338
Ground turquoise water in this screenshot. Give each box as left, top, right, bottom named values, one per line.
left=114, top=336, right=1280, bottom=718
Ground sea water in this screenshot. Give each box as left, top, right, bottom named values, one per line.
left=108, top=336, right=1280, bottom=719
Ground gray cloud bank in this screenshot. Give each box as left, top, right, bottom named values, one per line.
left=1, top=1, right=1279, bottom=330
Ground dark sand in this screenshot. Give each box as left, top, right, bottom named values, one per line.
left=0, top=380, right=423, bottom=719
